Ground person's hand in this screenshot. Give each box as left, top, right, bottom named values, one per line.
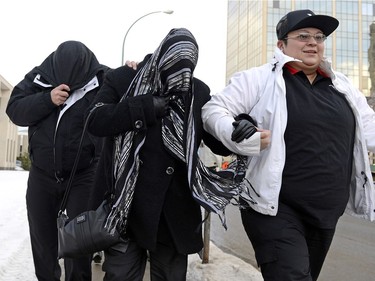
left=153, top=96, right=170, bottom=118
left=50, top=84, right=70, bottom=106
left=231, top=119, right=257, bottom=143
left=125, top=60, right=138, bottom=70
left=259, top=129, right=271, bottom=150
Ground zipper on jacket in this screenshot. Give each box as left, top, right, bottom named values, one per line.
left=54, top=125, right=63, bottom=183
left=28, top=128, right=38, bottom=163
left=92, top=102, right=105, bottom=111
left=54, top=109, right=62, bottom=183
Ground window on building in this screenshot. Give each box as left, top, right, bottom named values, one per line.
left=363, top=3, right=374, bottom=16
left=273, top=0, right=280, bottom=9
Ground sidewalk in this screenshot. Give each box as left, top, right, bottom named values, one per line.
left=0, top=170, right=262, bottom=281
left=87, top=242, right=262, bottom=281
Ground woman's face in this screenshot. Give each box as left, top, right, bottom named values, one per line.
left=278, top=27, right=325, bottom=73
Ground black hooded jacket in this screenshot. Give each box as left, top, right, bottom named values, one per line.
left=6, top=41, right=109, bottom=179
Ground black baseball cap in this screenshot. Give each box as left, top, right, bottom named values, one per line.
left=276, top=9, right=339, bottom=40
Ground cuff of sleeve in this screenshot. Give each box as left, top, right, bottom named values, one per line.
left=42, top=90, right=57, bottom=109
left=128, top=94, right=156, bottom=131
left=234, top=113, right=257, bottom=126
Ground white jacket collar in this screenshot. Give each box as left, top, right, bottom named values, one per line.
left=271, top=47, right=336, bottom=80
left=55, top=75, right=99, bottom=131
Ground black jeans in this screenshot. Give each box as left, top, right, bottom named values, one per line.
left=27, top=165, right=93, bottom=281
left=103, top=239, right=188, bottom=281
left=240, top=204, right=336, bottom=281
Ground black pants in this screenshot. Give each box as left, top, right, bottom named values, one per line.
left=240, top=204, right=336, bottom=281
left=103, top=239, right=188, bottom=281
left=26, top=165, right=94, bottom=281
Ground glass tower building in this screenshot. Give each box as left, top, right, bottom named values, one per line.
left=226, top=0, right=375, bottom=96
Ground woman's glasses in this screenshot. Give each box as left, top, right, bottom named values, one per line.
left=284, top=33, right=327, bottom=43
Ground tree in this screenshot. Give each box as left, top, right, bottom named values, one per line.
left=17, top=152, right=31, bottom=171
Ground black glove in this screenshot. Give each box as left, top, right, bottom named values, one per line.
left=153, top=96, right=169, bottom=118
left=231, top=119, right=257, bottom=143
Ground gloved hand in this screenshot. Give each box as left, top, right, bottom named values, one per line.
left=231, top=119, right=257, bottom=143
left=153, top=96, right=170, bottom=118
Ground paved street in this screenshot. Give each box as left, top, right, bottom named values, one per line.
left=210, top=204, right=375, bottom=281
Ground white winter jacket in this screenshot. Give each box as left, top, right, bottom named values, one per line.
left=202, top=48, right=375, bottom=222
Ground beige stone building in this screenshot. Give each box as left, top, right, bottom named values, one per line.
left=0, top=74, right=28, bottom=170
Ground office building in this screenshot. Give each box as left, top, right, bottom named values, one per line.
left=226, top=0, right=375, bottom=96
left=0, top=75, right=18, bottom=169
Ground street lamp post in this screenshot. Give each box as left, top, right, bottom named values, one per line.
left=121, top=10, right=174, bottom=65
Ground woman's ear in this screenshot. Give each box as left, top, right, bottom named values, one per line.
left=277, top=41, right=284, bottom=52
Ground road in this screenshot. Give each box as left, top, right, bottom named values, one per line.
left=209, top=204, right=375, bottom=281
left=2, top=170, right=371, bottom=280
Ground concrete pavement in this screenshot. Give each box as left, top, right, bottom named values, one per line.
left=91, top=258, right=150, bottom=281
left=0, top=171, right=261, bottom=281
left=68, top=242, right=263, bottom=281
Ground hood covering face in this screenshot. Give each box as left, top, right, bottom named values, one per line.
left=36, top=40, right=104, bottom=91
left=104, top=28, right=245, bottom=236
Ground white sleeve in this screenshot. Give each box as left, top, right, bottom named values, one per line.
left=201, top=70, right=261, bottom=156
left=353, top=84, right=375, bottom=152
left=334, top=71, right=375, bottom=152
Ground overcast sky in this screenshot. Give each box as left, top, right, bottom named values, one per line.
left=0, top=0, right=228, bottom=94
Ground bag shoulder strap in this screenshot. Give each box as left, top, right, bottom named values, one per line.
left=58, top=104, right=100, bottom=214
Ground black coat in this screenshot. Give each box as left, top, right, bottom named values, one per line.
left=6, top=41, right=108, bottom=178
left=87, top=57, right=231, bottom=254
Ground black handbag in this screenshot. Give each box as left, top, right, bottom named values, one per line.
left=57, top=106, right=121, bottom=258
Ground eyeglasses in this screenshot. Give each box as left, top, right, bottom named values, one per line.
left=284, top=33, right=327, bottom=43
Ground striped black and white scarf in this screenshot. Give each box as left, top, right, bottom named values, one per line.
left=104, top=28, right=244, bottom=235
